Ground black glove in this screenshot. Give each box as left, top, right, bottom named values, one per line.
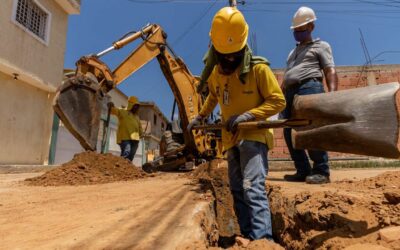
left=226, top=112, right=255, bottom=134
left=107, top=102, right=114, bottom=109
left=187, top=115, right=204, bottom=132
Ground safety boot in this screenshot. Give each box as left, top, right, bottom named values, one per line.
left=283, top=173, right=308, bottom=182
left=305, top=174, right=330, bottom=184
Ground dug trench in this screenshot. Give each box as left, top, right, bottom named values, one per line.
left=12, top=152, right=400, bottom=249
left=191, top=159, right=400, bottom=249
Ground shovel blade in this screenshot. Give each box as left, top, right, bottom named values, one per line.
left=53, top=75, right=104, bottom=151
left=292, top=82, right=400, bottom=159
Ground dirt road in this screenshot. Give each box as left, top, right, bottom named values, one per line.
left=0, top=173, right=211, bottom=250
left=1, top=165, right=399, bottom=249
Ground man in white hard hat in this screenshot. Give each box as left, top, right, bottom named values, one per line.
left=281, top=6, right=338, bottom=184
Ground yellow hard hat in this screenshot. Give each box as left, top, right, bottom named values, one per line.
left=127, top=96, right=139, bottom=110
left=209, top=7, right=249, bottom=54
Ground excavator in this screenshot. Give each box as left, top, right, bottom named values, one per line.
left=54, top=23, right=224, bottom=172
left=54, top=23, right=400, bottom=171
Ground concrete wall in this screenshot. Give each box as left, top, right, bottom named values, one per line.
left=108, top=88, right=128, bottom=108
left=0, top=0, right=75, bottom=164
left=0, top=0, right=68, bottom=89
left=137, top=102, right=169, bottom=161
left=0, top=72, right=54, bottom=164
left=138, top=103, right=168, bottom=140
left=269, top=64, right=400, bottom=160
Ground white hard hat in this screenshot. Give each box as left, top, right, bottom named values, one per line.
left=291, top=6, right=317, bottom=29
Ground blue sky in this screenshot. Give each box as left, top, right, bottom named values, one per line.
left=64, top=0, right=400, bottom=116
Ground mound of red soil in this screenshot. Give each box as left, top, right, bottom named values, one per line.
left=25, top=151, right=147, bottom=186
left=269, top=171, right=400, bottom=249
left=333, top=170, right=400, bottom=191
left=229, top=238, right=284, bottom=250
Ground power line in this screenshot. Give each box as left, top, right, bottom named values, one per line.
left=172, top=0, right=219, bottom=46
left=128, top=0, right=220, bottom=3
left=354, top=0, right=400, bottom=8
left=243, top=9, right=400, bottom=14
left=359, top=28, right=372, bottom=66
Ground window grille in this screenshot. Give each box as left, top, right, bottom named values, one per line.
left=14, top=0, right=49, bottom=41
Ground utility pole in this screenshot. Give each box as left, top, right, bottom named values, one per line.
left=229, top=0, right=245, bottom=7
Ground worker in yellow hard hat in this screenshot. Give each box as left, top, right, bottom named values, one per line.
left=281, top=6, right=338, bottom=184
left=108, top=96, right=143, bottom=162
left=188, top=7, right=286, bottom=243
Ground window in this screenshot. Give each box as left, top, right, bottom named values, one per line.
left=12, top=0, right=51, bottom=44
left=153, top=114, right=157, bottom=125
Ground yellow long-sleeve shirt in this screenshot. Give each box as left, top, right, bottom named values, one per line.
left=199, top=63, right=286, bottom=151
left=111, top=107, right=143, bottom=144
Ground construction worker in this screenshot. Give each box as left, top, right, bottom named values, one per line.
left=281, top=6, right=338, bottom=184
left=188, top=7, right=286, bottom=243
left=108, top=96, right=143, bottom=161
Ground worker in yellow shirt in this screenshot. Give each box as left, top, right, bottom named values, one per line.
left=188, top=7, right=286, bottom=243
left=108, top=96, right=143, bottom=161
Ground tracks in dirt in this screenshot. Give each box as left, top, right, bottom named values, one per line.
left=0, top=173, right=209, bottom=250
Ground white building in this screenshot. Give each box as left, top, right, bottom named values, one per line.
left=0, top=0, right=80, bottom=165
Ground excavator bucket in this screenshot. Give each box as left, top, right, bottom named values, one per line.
left=53, top=74, right=104, bottom=151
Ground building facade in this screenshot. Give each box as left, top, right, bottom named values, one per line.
left=138, top=102, right=170, bottom=162
left=0, top=0, right=80, bottom=164
left=138, top=102, right=169, bottom=149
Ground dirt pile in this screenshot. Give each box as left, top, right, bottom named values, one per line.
left=269, top=171, right=400, bottom=249
left=333, top=170, right=400, bottom=190
left=25, top=151, right=147, bottom=186
left=228, top=239, right=284, bottom=250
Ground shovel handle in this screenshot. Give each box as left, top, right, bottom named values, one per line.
left=192, top=119, right=310, bottom=130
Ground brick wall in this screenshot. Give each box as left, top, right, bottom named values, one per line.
left=269, top=64, right=400, bottom=160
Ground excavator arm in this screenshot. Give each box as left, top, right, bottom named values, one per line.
left=54, top=24, right=217, bottom=168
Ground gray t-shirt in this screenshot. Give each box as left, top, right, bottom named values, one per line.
left=283, top=39, right=335, bottom=88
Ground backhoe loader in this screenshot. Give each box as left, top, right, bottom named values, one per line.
left=54, top=24, right=223, bottom=172
left=54, top=23, right=400, bottom=170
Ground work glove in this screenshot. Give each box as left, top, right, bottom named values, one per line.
left=226, top=112, right=255, bottom=134
left=107, top=102, right=114, bottom=109
left=187, top=115, right=204, bottom=132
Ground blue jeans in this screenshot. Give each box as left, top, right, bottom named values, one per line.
left=280, top=80, right=330, bottom=176
left=227, top=140, right=272, bottom=240
left=119, top=140, right=139, bottom=161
